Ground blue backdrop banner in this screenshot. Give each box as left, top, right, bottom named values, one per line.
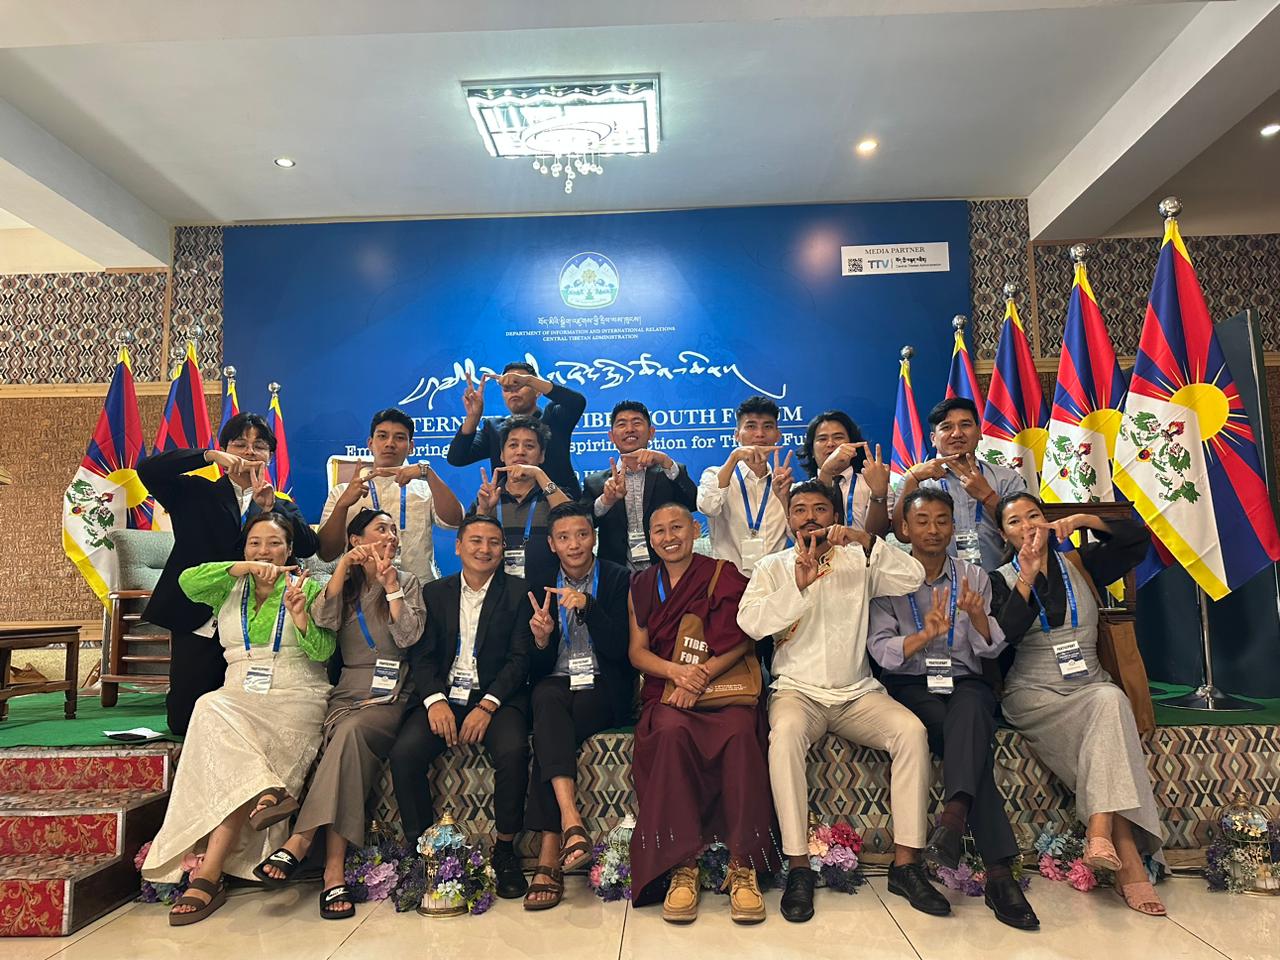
left=223, top=202, right=972, bottom=544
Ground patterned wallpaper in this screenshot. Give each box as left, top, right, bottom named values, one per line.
left=967, top=199, right=1033, bottom=357
left=169, top=226, right=225, bottom=378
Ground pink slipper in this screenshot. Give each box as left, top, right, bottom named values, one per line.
left=1116, top=880, right=1166, bottom=916
left=1083, top=836, right=1122, bottom=871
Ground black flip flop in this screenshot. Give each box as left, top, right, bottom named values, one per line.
left=253, top=847, right=301, bottom=888
left=320, top=884, right=356, bottom=920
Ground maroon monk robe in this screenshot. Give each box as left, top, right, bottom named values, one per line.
left=629, top=554, right=780, bottom=906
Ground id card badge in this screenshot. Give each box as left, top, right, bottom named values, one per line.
left=448, top=670, right=475, bottom=705
left=628, top=532, right=649, bottom=562
left=370, top=658, right=401, bottom=698
left=925, top=657, right=954, bottom=694
left=503, top=548, right=526, bottom=579
left=568, top=656, right=595, bottom=690
left=244, top=662, right=274, bottom=694
left=1053, top=640, right=1089, bottom=680
left=739, top=537, right=765, bottom=573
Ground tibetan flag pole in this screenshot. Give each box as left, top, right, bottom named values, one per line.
left=945, top=314, right=985, bottom=411
left=266, top=381, right=292, bottom=495
left=217, top=363, right=240, bottom=446
left=890, top=346, right=927, bottom=484
left=1114, top=197, right=1280, bottom=712
left=979, top=282, right=1049, bottom=490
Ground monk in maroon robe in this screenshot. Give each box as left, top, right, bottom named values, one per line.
left=627, top=502, right=779, bottom=923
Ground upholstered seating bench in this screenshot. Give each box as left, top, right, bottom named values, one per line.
left=363, top=724, right=1280, bottom=857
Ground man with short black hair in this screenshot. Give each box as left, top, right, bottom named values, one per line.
left=387, top=513, right=533, bottom=900
left=581, top=400, right=698, bottom=570
left=138, top=412, right=320, bottom=734
left=319, top=407, right=462, bottom=582
left=698, top=396, right=794, bottom=573
left=891, top=397, right=1027, bottom=570
left=868, top=487, right=1038, bottom=930
left=447, top=363, right=587, bottom=498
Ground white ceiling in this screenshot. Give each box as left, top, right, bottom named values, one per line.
left=0, top=207, right=30, bottom=230
left=0, top=2, right=1205, bottom=225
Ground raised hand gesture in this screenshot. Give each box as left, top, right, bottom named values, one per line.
left=546, top=584, right=587, bottom=612
left=462, top=372, right=486, bottom=421
left=922, top=584, right=952, bottom=640
left=528, top=590, right=555, bottom=647
left=1017, top=524, right=1048, bottom=581
left=826, top=524, right=872, bottom=552
left=374, top=542, right=399, bottom=590
left=495, top=464, right=545, bottom=487
left=735, top=444, right=780, bottom=475
left=770, top=449, right=795, bottom=506
left=601, top=457, right=627, bottom=508
left=282, top=570, right=311, bottom=627
left=476, top=467, right=501, bottom=513
left=246, top=560, right=297, bottom=585
left=250, top=461, right=276, bottom=513
left=622, top=448, right=673, bottom=471
left=794, top=532, right=821, bottom=591
left=945, top=454, right=995, bottom=504
left=489, top=370, right=533, bottom=390
left=1033, top=513, right=1103, bottom=544
left=909, top=455, right=953, bottom=483
left=820, top=441, right=862, bottom=478
left=337, top=467, right=371, bottom=507
left=860, top=443, right=890, bottom=498
left=206, top=448, right=255, bottom=479
left=956, top=577, right=991, bottom=637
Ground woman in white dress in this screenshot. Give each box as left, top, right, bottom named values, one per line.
left=142, top=513, right=334, bottom=925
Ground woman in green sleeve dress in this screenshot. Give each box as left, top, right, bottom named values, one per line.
left=142, top=513, right=334, bottom=926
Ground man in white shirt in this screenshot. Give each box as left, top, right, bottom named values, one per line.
left=799, top=410, right=891, bottom=534
left=737, top=480, right=947, bottom=924
left=697, top=396, right=795, bottom=573
left=319, top=408, right=464, bottom=583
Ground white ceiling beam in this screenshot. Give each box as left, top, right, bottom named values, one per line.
left=0, top=96, right=169, bottom=267
left=0, top=0, right=1201, bottom=48
left=1027, top=0, right=1280, bottom=241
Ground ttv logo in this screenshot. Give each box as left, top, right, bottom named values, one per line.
left=869, top=258, right=892, bottom=270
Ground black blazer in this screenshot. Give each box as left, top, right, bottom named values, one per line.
left=528, top=558, right=636, bottom=727
left=580, top=462, right=699, bottom=567
left=138, top=448, right=320, bottom=634
left=409, top=570, right=533, bottom=711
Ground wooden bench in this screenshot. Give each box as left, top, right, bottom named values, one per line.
left=0, top=623, right=81, bottom=720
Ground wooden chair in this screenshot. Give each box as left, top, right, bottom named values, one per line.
left=101, top=530, right=174, bottom=707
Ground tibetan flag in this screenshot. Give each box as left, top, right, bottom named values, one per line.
left=266, top=388, right=291, bottom=494
left=216, top=372, right=240, bottom=447
left=1042, top=259, right=1127, bottom=504
left=152, top=342, right=218, bottom=480
left=62, top=347, right=155, bottom=604
left=1113, top=216, right=1280, bottom=600
left=945, top=317, right=985, bottom=411
left=980, top=295, right=1049, bottom=490
left=890, top=351, right=926, bottom=482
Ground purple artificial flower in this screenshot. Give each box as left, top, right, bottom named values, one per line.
left=438, top=855, right=463, bottom=882
left=471, top=891, right=495, bottom=915
left=363, top=860, right=399, bottom=901
left=822, top=845, right=859, bottom=871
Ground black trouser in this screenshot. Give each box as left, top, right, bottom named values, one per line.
left=883, top=674, right=1019, bottom=863
left=524, top=676, right=619, bottom=834
left=165, top=629, right=227, bottom=736
left=388, top=699, right=530, bottom=844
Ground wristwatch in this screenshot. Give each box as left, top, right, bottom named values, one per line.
left=542, top=480, right=559, bottom=496
left=417, top=462, right=431, bottom=480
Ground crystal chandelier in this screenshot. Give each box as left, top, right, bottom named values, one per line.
left=463, top=76, right=660, bottom=194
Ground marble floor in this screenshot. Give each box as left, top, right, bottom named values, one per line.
left=7, top=874, right=1276, bottom=960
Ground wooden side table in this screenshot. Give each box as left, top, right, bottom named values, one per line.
left=0, top=623, right=81, bottom=720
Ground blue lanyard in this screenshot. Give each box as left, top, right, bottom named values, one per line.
left=940, top=462, right=987, bottom=525
left=240, top=577, right=288, bottom=654
left=368, top=479, right=408, bottom=531
left=736, top=466, right=771, bottom=535
left=1012, top=553, right=1078, bottom=633
left=558, top=563, right=601, bottom=648
left=656, top=568, right=669, bottom=605
left=845, top=474, right=857, bottom=526
left=906, top=560, right=958, bottom=649
left=500, top=490, right=540, bottom=545
left=355, top=599, right=376, bottom=650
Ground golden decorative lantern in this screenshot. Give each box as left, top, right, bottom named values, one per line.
left=1216, top=792, right=1279, bottom=896
left=416, top=812, right=470, bottom=917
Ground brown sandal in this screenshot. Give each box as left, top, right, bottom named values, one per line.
left=559, top=825, right=593, bottom=871
left=522, top=865, right=564, bottom=911
left=249, top=788, right=299, bottom=832
left=1116, top=880, right=1166, bottom=916
left=169, top=876, right=227, bottom=926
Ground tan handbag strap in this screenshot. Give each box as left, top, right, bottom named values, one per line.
left=1062, top=549, right=1103, bottom=608
left=706, top=559, right=726, bottom=599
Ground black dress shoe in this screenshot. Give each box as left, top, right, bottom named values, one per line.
left=780, top=867, right=816, bottom=923
left=887, top=862, right=951, bottom=916
left=924, top=824, right=963, bottom=871
left=491, top=847, right=529, bottom=899
left=984, top=875, right=1039, bottom=930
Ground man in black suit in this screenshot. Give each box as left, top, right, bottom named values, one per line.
left=580, top=400, right=698, bottom=570
left=138, top=412, right=319, bottom=735
left=522, top=502, right=636, bottom=909
left=388, top=514, right=533, bottom=899
left=447, top=362, right=587, bottom=498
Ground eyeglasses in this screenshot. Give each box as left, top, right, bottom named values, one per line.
left=227, top=440, right=272, bottom=454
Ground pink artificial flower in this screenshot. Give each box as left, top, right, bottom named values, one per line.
left=1038, top=854, right=1065, bottom=882
left=808, top=838, right=830, bottom=858
left=1066, top=859, right=1097, bottom=892
left=180, top=851, right=205, bottom=874
left=589, top=864, right=604, bottom=888
left=830, top=822, right=862, bottom=851
left=134, top=840, right=152, bottom=871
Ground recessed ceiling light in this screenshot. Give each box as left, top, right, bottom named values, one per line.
left=273, top=157, right=296, bottom=168
left=1261, top=123, right=1280, bottom=138
left=856, top=138, right=878, bottom=156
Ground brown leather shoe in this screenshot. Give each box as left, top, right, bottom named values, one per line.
left=723, top=865, right=766, bottom=924
left=663, top=865, right=701, bottom=923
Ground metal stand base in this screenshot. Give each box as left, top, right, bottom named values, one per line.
left=1162, top=684, right=1258, bottom=712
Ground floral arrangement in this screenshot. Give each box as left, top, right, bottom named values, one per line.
left=343, top=832, right=409, bottom=903
left=1033, top=823, right=1107, bottom=891
left=775, top=818, right=866, bottom=894
left=588, top=816, right=634, bottom=902
left=1204, top=805, right=1280, bottom=893
left=375, top=820, right=495, bottom=915
left=135, top=841, right=193, bottom=905
left=931, top=846, right=1029, bottom=897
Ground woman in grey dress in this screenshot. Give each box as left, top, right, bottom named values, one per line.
left=254, top=508, right=425, bottom=919
left=989, top=494, right=1166, bottom=917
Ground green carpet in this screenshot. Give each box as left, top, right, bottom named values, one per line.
left=0, top=692, right=179, bottom=749
left=1151, top=681, right=1280, bottom=726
